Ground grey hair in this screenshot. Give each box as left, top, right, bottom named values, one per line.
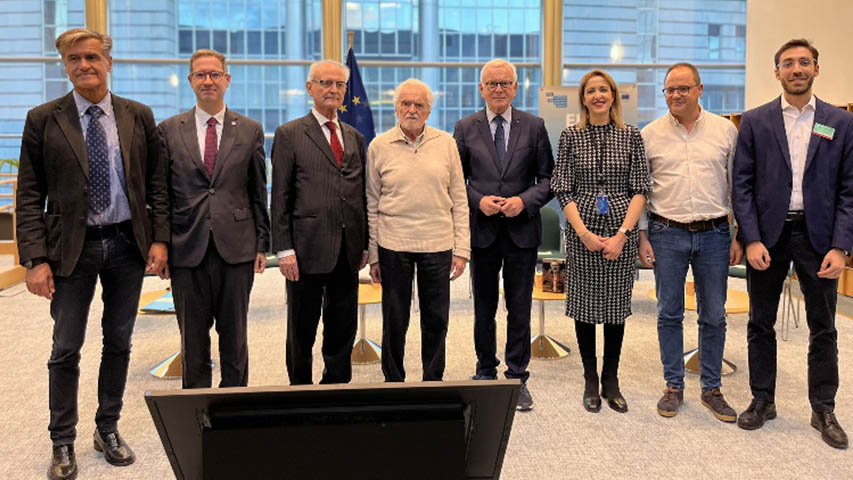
left=393, top=78, right=435, bottom=110
left=480, top=59, right=518, bottom=84
left=55, top=28, right=113, bottom=58
left=307, top=59, right=350, bottom=82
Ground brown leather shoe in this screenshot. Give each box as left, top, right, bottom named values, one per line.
left=811, top=411, right=849, bottom=449
left=93, top=429, right=135, bottom=466
left=657, top=386, right=683, bottom=417
left=737, top=398, right=776, bottom=430
left=48, top=444, right=77, bottom=480
left=701, top=389, right=737, bottom=422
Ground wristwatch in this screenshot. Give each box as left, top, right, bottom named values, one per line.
left=24, top=257, right=47, bottom=269
left=618, top=227, right=632, bottom=239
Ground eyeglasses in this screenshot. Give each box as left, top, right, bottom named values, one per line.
left=483, top=81, right=514, bottom=91
left=662, top=84, right=699, bottom=96
left=312, top=79, right=347, bottom=90
left=777, top=57, right=817, bottom=70
left=190, top=71, right=225, bottom=81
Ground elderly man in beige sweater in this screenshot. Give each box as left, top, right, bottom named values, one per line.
left=368, top=78, right=470, bottom=382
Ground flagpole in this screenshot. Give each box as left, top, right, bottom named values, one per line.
left=348, top=31, right=354, bottom=52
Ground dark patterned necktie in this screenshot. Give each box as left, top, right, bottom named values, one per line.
left=326, top=121, right=343, bottom=168
left=203, top=117, right=218, bottom=178
left=86, top=105, right=110, bottom=213
left=493, top=115, right=506, bottom=169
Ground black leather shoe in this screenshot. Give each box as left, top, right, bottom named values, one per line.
left=583, top=377, right=601, bottom=413
left=516, top=384, right=534, bottom=411
left=737, top=398, right=777, bottom=430
left=93, top=429, right=136, bottom=466
left=471, top=374, right=497, bottom=380
left=48, top=444, right=77, bottom=480
left=601, top=378, right=628, bottom=413
left=811, top=411, right=849, bottom=449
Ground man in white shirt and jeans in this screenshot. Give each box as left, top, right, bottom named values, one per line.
left=639, top=62, right=743, bottom=421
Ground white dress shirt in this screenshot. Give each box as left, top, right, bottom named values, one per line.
left=194, top=105, right=226, bottom=161
left=639, top=107, right=738, bottom=229
left=781, top=94, right=816, bottom=211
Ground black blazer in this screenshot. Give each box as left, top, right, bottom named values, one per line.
left=454, top=107, right=554, bottom=249
left=16, top=91, right=170, bottom=276
left=270, top=112, right=367, bottom=275
left=733, top=96, right=853, bottom=254
left=158, top=107, right=270, bottom=268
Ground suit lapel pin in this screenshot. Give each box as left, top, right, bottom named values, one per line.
left=231, top=121, right=236, bottom=126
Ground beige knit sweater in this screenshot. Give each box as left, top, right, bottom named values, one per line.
left=366, top=125, right=471, bottom=265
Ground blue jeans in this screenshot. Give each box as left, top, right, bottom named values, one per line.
left=649, top=219, right=730, bottom=391
left=48, top=230, right=145, bottom=445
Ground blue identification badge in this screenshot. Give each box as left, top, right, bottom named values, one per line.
left=596, top=194, right=610, bottom=215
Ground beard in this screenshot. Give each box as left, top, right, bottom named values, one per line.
left=780, top=74, right=814, bottom=95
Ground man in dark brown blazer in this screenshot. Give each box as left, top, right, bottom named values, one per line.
left=271, top=59, right=368, bottom=385
left=15, top=29, right=169, bottom=480
left=158, top=49, right=270, bottom=390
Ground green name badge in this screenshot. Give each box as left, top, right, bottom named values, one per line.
left=813, top=122, right=835, bottom=140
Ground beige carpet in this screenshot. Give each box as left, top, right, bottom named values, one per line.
left=0, top=269, right=851, bottom=479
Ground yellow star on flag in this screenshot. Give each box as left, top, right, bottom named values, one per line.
left=338, top=105, right=348, bottom=113
left=352, top=96, right=361, bottom=105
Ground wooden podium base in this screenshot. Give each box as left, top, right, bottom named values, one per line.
left=352, top=338, right=381, bottom=365
left=150, top=351, right=182, bottom=379
left=683, top=348, right=737, bottom=376
left=530, top=334, right=570, bottom=359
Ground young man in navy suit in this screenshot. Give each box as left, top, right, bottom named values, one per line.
left=732, top=39, right=853, bottom=449
left=454, top=59, right=554, bottom=411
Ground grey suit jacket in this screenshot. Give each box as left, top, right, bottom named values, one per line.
left=158, top=107, right=270, bottom=268
left=271, top=112, right=367, bottom=275
left=454, top=107, right=554, bottom=249
left=16, top=91, right=170, bottom=276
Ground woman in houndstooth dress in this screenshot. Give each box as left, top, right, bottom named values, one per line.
left=551, top=69, right=650, bottom=414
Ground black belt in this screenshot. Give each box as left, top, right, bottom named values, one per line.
left=786, top=210, right=804, bottom=222
left=85, top=220, right=133, bottom=240
left=649, top=213, right=728, bottom=232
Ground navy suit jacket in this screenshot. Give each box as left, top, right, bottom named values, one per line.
left=732, top=95, right=853, bottom=255
left=271, top=113, right=367, bottom=275
left=453, top=107, right=554, bottom=249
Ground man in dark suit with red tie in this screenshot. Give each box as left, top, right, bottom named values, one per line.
left=453, top=59, right=554, bottom=411
left=271, top=60, right=368, bottom=385
left=732, top=39, right=853, bottom=449
left=157, top=49, right=270, bottom=390
left=16, top=28, right=169, bottom=479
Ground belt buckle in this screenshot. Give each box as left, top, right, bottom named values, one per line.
left=687, top=222, right=701, bottom=232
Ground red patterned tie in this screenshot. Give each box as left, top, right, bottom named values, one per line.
left=203, top=116, right=218, bottom=177
left=326, top=121, right=343, bottom=168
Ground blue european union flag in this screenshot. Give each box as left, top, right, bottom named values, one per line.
left=338, top=48, right=376, bottom=147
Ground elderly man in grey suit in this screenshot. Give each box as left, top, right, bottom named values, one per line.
left=271, top=60, right=368, bottom=385
left=16, top=28, right=169, bottom=479
left=453, top=59, right=554, bottom=410
left=158, top=49, right=270, bottom=390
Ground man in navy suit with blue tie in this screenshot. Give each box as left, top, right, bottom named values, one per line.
left=732, top=39, right=853, bottom=449
left=454, top=59, right=554, bottom=411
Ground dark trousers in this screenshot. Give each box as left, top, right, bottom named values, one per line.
left=379, top=247, right=452, bottom=382
left=746, top=220, right=839, bottom=412
left=285, top=241, right=358, bottom=385
left=171, top=238, right=254, bottom=389
left=471, top=226, right=536, bottom=382
left=48, top=231, right=144, bottom=445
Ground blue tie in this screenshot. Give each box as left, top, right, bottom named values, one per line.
left=493, top=115, right=506, bottom=170
left=86, top=105, right=111, bottom=213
